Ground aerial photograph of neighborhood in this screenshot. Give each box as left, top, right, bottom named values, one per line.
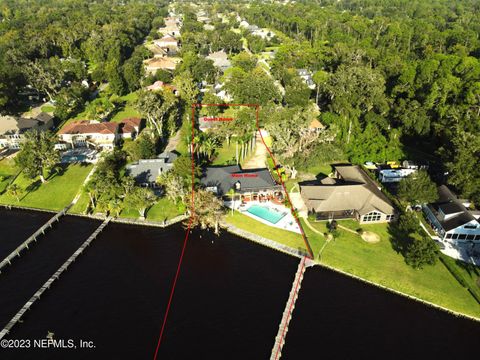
left=0, top=0, right=479, bottom=359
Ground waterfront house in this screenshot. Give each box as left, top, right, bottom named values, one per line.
left=300, top=165, right=395, bottom=223
left=126, top=151, right=178, bottom=187
left=423, top=185, right=480, bottom=244
left=201, top=165, right=283, bottom=202
left=58, top=121, right=119, bottom=150
left=0, top=113, right=54, bottom=149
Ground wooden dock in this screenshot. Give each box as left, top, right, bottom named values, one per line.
left=0, top=204, right=72, bottom=274
left=270, top=256, right=309, bottom=360
left=0, top=217, right=111, bottom=340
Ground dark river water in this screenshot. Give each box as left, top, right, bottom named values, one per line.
left=0, top=209, right=479, bottom=359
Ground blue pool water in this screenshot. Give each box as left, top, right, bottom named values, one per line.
left=247, top=205, right=286, bottom=224
left=62, top=155, right=87, bottom=163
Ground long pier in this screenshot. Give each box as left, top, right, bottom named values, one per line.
left=0, top=204, right=72, bottom=274
left=270, top=256, right=310, bottom=360
left=0, top=217, right=111, bottom=340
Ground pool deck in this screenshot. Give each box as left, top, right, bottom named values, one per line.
left=225, top=200, right=301, bottom=234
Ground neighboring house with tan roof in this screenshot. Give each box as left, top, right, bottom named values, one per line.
left=144, top=56, right=180, bottom=74
left=0, top=113, right=54, bottom=149
left=154, top=35, right=179, bottom=54
left=159, top=17, right=181, bottom=37
left=206, top=51, right=231, bottom=72
left=58, top=121, right=119, bottom=150
left=300, top=164, right=395, bottom=223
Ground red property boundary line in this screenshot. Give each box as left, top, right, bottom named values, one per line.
left=153, top=103, right=313, bottom=359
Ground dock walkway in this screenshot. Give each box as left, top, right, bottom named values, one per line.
left=0, top=204, right=72, bottom=274
left=0, top=217, right=111, bottom=340
left=270, top=256, right=310, bottom=360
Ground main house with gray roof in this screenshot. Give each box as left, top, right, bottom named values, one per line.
left=126, top=151, right=178, bottom=187
left=423, top=185, right=480, bottom=245
left=300, top=165, right=395, bottom=223
left=201, top=165, right=283, bottom=201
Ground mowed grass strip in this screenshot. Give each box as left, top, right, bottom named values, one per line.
left=307, top=220, right=480, bottom=318
left=225, top=210, right=307, bottom=250
left=120, top=197, right=185, bottom=221
left=0, top=158, right=19, bottom=193
left=0, top=164, right=93, bottom=211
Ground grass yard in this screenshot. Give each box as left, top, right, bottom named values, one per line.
left=306, top=219, right=480, bottom=318
left=40, top=105, right=55, bottom=113
left=0, top=158, right=19, bottom=194
left=225, top=210, right=308, bottom=251
left=69, top=192, right=91, bottom=214
left=0, top=164, right=93, bottom=211
left=111, top=92, right=141, bottom=122
left=120, top=196, right=185, bottom=221
left=212, top=143, right=237, bottom=165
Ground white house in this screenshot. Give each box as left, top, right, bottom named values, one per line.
left=423, top=186, right=480, bottom=245
left=0, top=113, right=54, bottom=149
left=297, top=69, right=316, bottom=90
left=58, top=121, right=119, bottom=150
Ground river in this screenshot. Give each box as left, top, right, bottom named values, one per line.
left=0, top=209, right=478, bottom=359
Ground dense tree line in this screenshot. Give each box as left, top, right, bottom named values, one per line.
left=235, top=0, right=480, bottom=204
left=0, top=0, right=168, bottom=116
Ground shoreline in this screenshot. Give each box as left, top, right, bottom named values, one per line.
left=2, top=203, right=479, bottom=323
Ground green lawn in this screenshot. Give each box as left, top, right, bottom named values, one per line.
left=0, top=164, right=93, bottom=211
left=120, top=197, right=185, bottom=221
left=69, top=192, right=91, bottom=214
left=306, top=219, right=480, bottom=318
left=212, top=143, right=237, bottom=165
left=40, top=105, right=55, bottom=113
left=225, top=211, right=308, bottom=251
left=111, top=91, right=141, bottom=122
left=0, top=158, right=19, bottom=194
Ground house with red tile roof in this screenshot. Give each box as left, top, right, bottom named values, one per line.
left=118, top=118, right=143, bottom=140
left=58, top=121, right=119, bottom=150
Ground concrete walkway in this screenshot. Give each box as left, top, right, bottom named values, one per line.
left=164, top=129, right=182, bottom=152
left=242, top=132, right=267, bottom=169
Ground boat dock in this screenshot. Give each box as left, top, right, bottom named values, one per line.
left=270, top=256, right=310, bottom=360
left=0, top=217, right=111, bottom=340
left=0, top=205, right=72, bottom=274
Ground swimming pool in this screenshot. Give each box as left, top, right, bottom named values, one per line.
left=247, top=205, right=287, bottom=224
left=62, top=155, right=87, bottom=163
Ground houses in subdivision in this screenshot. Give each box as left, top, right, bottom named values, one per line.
left=143, top=56, right=181, bottom=74
left=297, top=69, right=316, bottom=90
left=146, top=81, right=178, bottom=95
left=206, top=50, right=232, bottom=73
left=0, top=112, right=54, bottom=149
